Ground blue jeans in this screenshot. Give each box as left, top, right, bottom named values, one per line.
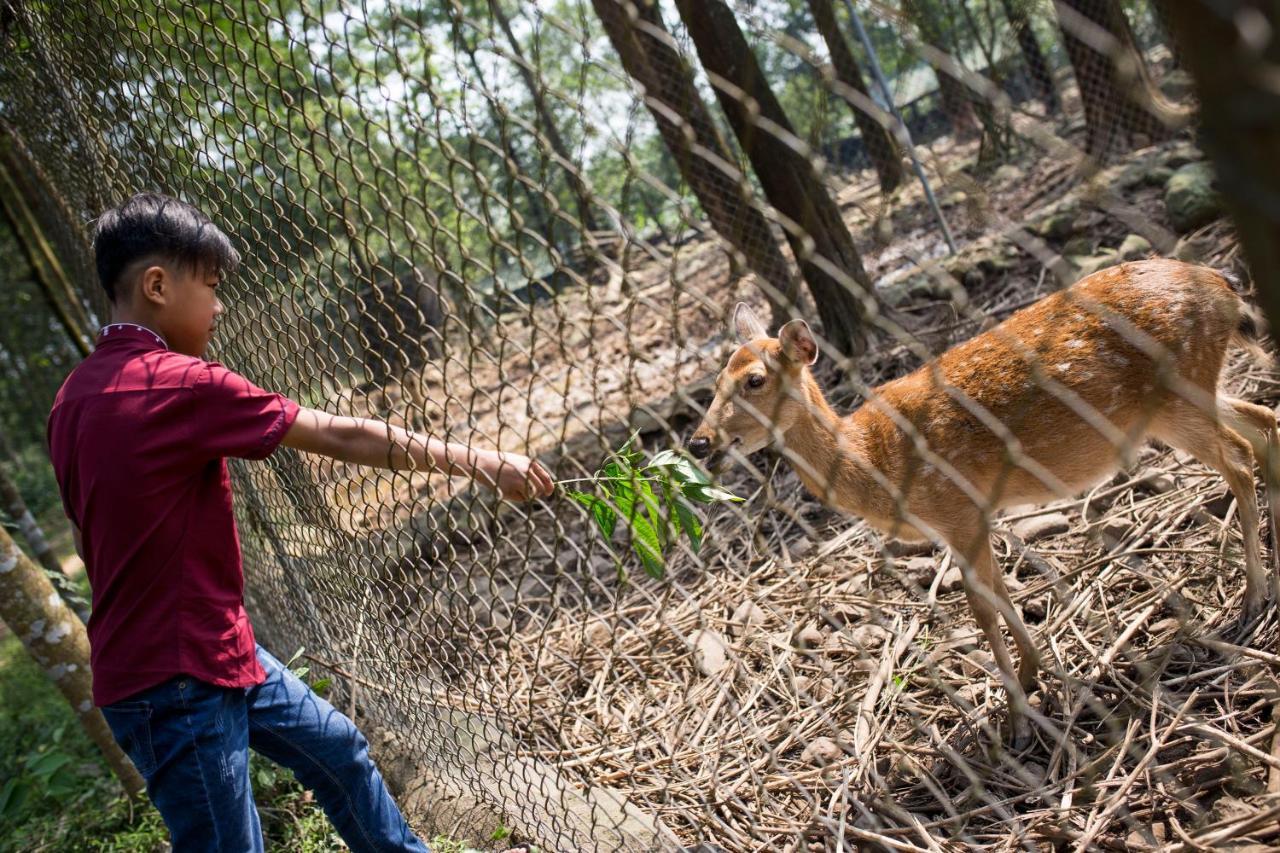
left=100, top=644, right=431, bottom=852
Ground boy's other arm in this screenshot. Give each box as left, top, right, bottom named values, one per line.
left=280, top=408, right=554, bottom=502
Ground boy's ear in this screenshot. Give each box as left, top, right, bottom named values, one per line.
left=733, top=302, right=768, bottom=344
left=778, top=319, right=818, bottom=366
left=138, top=264, right=168, bottom=306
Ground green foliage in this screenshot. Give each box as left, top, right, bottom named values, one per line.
left=0, top=632, right=352, bottom=851
left=567, top=436, right=742, bottom=579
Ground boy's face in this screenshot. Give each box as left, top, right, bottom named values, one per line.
left=132, top=260, right=224, bottom=358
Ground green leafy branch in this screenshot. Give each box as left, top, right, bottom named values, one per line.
left=564, top=435, right=742, bottom=579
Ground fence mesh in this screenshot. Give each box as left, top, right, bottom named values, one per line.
left=4, top=0, right=1280, bottom=849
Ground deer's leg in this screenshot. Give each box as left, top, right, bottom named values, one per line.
left=948, top=526, right=1037, bottom=746
left=1221, top=397, right=1280, bottom=589
left=1154, top=402, right=1266, bottom=616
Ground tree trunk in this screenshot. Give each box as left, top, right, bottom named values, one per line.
left=1001, top=0, right=1060, bottom=114
left=903, top=0, right=981, bottom=141
left=671, top=0, right=871, bottom=357
left=590, top=0, right=800, bottom=319
left=1054, top=0, right=1171, bottom=161
left=1163, top=2, right=1280, bottom=335
left=805, top=0, right=903, bottom=193
left=459, top=32, right=556, bottom=248
left=0, top=459, right=90, bottom=623
left=487, top=0, right=602, bottom=236
left=0, top=526, right=145, bottom=796
left=0, top=137, right=93, bottom=357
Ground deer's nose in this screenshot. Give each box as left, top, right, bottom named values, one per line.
left=688, top=436, right=712, bottom=459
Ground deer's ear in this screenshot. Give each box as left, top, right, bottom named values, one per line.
left=733, top=302, right=768, bottom=343
left=779, top=319, right=818, bottom=366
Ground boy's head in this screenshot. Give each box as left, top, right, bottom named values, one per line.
left=93, top=193, right=240, bottom=358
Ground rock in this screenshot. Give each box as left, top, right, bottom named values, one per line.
left=1100, top=518, right=1130, bottom=548
left=1070, top=250, right=1120, bottom=278
left=1138, top=471, right=1178, bottom=494
left=938, top=562, right=964, bottom=593
left=1164, top=143, right=1203, bottom=170
left=1011, top=512, right=1071, bottom=543
left=1038, top=210, right=1077, bottom=241
left=993, top=163, right=1022, bottom=184
left=848, top=623, right=891, bottom=650
left=1022, top=596, right=1047, bottom=623
left=1172, top=234, right=1215, bottom=262
left=1165, top=162, right=1223, bottom=233
left=1062, top=235, right=1094, bottom=257
left=1142, top=165, right=1174, bottom=187
left=1160, top=69, right=1194, bottom=102
left=1117, top=234, right=1152, bottom=261
left=885, top=539, right=935, bottom=558
left=904, top=556, right=936, bottom=580
left=1203, top=489, right=1233, bottom=518
left=729, top=601, right=766, bottom=635
left=690, top=629, right=729, bottom=677
left=792, top=624, right=825, bottom=650
left=801, top=736, right=842, bottom=765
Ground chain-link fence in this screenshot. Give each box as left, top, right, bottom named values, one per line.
left=4, top=0, right=1280, bottom=848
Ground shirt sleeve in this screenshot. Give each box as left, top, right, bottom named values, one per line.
left=189, top=362, right=301, bottom=461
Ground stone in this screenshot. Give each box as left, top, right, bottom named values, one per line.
left=993, top=163, right=1022, bottom=184
left=1160, top=70, right=1194, bottom=102
left=1172, top=235, right=1215, bottom=262
left=1070, top=250, right=1120, bottom=278
left=1165, top=161, right=1223, bottom=233
left=1022, top=596, right=1047, bottom=623
left=792, top=625, right=825, bottom=650
left=801, top=736, right=843, bottom=765
left=885, top=539, right=935, bottom=558
left=938, top=562, right=964, bottom=593
left=904, top=556, right=936, bottom=580
left=1142, top=165, right=1174, bottom=187
left=1062, top=236, right=1094, bottom=257
left=729, top=601, right=766, bottom=634
left=848, top=623, right=891, bottom=650
left=1203, top=489, right=1233, bottom=518
left=1011, top=512, right=1071, bottom=543
left=1100, top=519, right=1130, bottom=548
left=1117, top=234, right=1152, bottom=261
left=1138, top=471, right=1178, bottom=494
left=690, top=629, right=729, bottom=677
left=1038, top=210, right=1077, bottom=241
left=1163, top=143, right=1203, bottom=170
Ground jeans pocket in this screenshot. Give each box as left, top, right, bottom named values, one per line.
left=102, top=702, right=158, bottom=778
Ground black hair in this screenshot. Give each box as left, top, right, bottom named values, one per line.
left=92, top=192, right=240, bottom=302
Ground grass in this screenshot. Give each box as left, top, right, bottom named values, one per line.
left=0, top=578, right=498, bottom=852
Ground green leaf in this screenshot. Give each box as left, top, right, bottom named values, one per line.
left=682, top=482, right=744, bottom=504
left=570, top=491, right=617, bottom=539
left=310, top=677, right=331, bottom=694
left=672, top=499, right=704, bottom=553
left=646, top=451, right=711, bottom=487
left=0, top=777, right=30, bottom=819
left=626, top=512, right=665, bottom=579
left=634, top=476, right=667, bottom=547
left=646, top=449, right=681, bottom=468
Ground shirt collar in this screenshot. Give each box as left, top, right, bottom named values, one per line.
left=97, top=323, right=169, bottom=351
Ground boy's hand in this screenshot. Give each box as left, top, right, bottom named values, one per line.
left=474, top=450, right=554, bottom=501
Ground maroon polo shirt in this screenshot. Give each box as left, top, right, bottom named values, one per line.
left=47, top=323, right=300, bottom=706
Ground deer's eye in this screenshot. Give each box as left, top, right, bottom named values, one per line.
left=746, top=374, right=766, bottom=390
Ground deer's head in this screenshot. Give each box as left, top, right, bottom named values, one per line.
left=687, top=302, right=819, bottom=469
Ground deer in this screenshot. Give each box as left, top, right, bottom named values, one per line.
left=687, top=258, right=1279, bottom=746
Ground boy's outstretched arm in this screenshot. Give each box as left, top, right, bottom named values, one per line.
left=281, top=408, right=554, bottom=502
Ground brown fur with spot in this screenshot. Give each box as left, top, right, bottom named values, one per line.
left=690, top=259, right=1279, bottom=746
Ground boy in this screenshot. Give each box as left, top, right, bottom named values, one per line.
left=47, top=192, right=553, bottom=851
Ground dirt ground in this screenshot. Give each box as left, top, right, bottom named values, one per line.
left=279, top=63, right=1280, bottom=851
